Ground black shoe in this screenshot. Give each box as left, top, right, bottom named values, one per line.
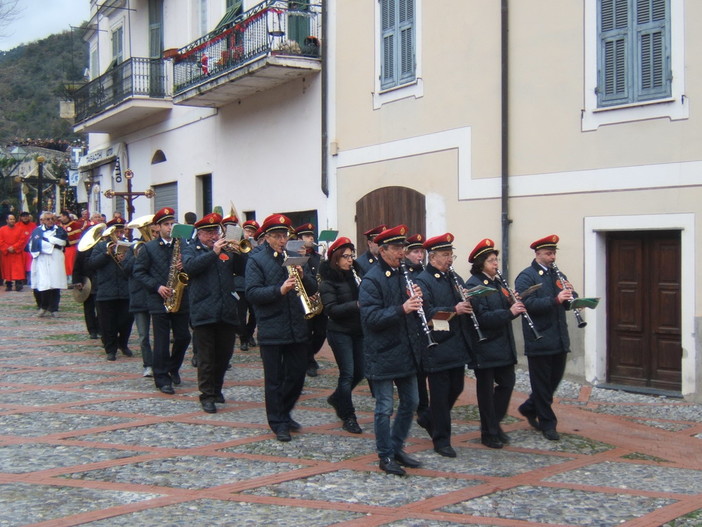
left=542, top=428, right=560, bottom=441
left=15, top=284, right=22, bottom=292
left=518, top=405, right=540, bottom=430
left=276, top=428, right=292, bottom=442
left=201, top=400, right=217, bottom=413
left=5, top=283, right=11, bottom=291
left=497, top=429, right=510, bottom=444
left=191, top=355, right=198, bottom=368
left=327, top=394, right=341, bottom=418
left=120, top=348, right=133, bottom=357
left=434, top=445, right=457, bottom=458
left=240, top=340, right=249, bottom=351
left=215, top=394, right=225, bottom=404
left=288, top=419, right=302, bottom=432
left=306, top=365, right=318, bottom=377
left=106, top=352, right=116, bottom=361
left=416, top=413, right=433, bottom=437
left=379, top=457, right=406, bottom=476
left=481, top=434, right=504, bottom=449
left=248, top=337, right=257, bottom=347
left=394, top=450, right=421, bottom=468
left=89, top=333, right=99, bottom=339
left=226, top=362, right=232, bottom=370
left=342, top=417, right=362, bottom=434
left=170, top=372, right=181, bottom=385
left=159, top=385, right=175, bottom=395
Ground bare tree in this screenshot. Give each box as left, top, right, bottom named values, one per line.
left=0, top=0, right=21, bottom=39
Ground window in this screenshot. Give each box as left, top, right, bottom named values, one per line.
left=598, top=0, right=670, bottom=107
left=111, top=26, right=123, bottom=64
left=380, top=0, right=415, bottom=90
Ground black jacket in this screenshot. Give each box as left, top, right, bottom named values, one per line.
left=133, top=237, right=190, bottom=315
left=72, top=246, right=97, bottom=296
left=319, top=259, right=363, bottom=335
left=356, top=250, right=377, bottom=274
left=514, top=260, right=572, bottom=356
left=122, top=245, right=148, bottom=313
left=359, top=256, right=421, bottom=381
left=465, top=272, right=519, bottom=369
left=181, top=240, right=245, bottom=327
left=245, top=241, right=317, bottom=345
left=415, top=264, right=472, bottom=373
left=87, top=240, right=129, bottom=302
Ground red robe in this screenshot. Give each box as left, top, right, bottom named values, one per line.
left=0, top=224, right=31, bottom=281
left=19, top=221, right=37, bottom=272
left=63, top=220, right=85, bottom=276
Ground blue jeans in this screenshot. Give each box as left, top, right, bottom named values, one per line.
left=373, top=375, right=418, bottom=459
left=327, top=331, right=364, bottom=419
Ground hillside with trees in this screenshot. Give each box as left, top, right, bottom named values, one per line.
left=0, top=28, right=88, bottom=146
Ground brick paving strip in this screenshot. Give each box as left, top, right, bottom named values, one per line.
left=0, top=290, right=700, bottom=527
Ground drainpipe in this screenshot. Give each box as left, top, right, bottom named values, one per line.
left=320, top=1, right=329, bottom=197
left=500, top=0, right=511, bottom=280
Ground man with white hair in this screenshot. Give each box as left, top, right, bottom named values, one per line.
left=29, top=212, right=67, bottom=317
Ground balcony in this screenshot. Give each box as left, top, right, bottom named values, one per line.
left=73, top=57, right=172, bottom=134
left=172, top=1, right=321, bottom=108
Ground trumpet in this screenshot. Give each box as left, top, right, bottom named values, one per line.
left=222, top=237, right=255, bottom=253
left=495, top=270, right=542, bottom=340
left=551, top=263, right=587, bottom=328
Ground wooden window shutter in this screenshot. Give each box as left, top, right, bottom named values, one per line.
left=398, top=0, right=415, bottom=83
left=381, top=0, right=397, bottom=89
left=599, top=0, right=630, bottom=105
left=635, top=0, right=670, bottom=100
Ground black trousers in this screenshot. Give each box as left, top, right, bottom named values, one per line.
left=475, top=364, right=515, bottom=436
left=427, top=366, right=465, bottom=448
left=306, top=314, right=327, bottom=365
left=520, top=352, right=568, bottom=431
left=37, top=289, right=60, bottom=312
left=83, top=294, right=100, bottom=336
left=260, top=342, right=307, bottom=433
left=151, top=311, right=191, bottom=388
left=97, top=299, right=133, bottom=356
left=194, top=322, right=237, bottom=402
left=236, top=290, right=257, bottom=340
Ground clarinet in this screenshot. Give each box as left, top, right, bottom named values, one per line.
left=400, top=262, right=438, bottom=349
left=551, top=263, right=587, bottom=328
left=495, top=270, right=542, bottom=340
left=448, top=266, right=486, bottom=342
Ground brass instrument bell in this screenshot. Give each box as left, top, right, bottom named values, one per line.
left=77, top=223, right=107, bottom=252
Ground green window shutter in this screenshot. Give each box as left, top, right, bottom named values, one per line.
left=599, top=0, right=630, bottom=106
left=288, top=1, right=311, bottom=48
left=398, top=0, right=415, bottom=83
left=381, top=0, right=397, bottom=89
left=635, top=0, right=670, bottom=100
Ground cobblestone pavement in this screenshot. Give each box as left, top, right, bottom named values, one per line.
left=1, top=289, right=701, bottom=527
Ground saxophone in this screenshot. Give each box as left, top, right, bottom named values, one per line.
left=164, top=237, right=189, bottom=313
left=284, top=251, right=323, bottom=319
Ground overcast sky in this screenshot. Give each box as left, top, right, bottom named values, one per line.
left=0, top=0, right=90, bottom=52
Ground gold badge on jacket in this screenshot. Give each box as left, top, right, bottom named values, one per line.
left=385, top=270, right=391, bottom=277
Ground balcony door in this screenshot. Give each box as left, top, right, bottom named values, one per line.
left=149, top=0, right=164, bottom=96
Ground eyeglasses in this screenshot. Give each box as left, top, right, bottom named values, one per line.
left=485, top=257, right=500, bottom=263
left=340, top=253, right=355, bottom=260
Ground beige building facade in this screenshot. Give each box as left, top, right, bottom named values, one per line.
left=329, top=0, right=701, bottom=400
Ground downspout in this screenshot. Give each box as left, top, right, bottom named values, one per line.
left=320, top=1, right=329, bottom=197
left=500, top=0, right=511, bottom=280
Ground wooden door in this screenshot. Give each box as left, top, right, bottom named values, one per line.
left=606, top=231, right=681, bottom=391
left=355, top=187, right=425, bottom=247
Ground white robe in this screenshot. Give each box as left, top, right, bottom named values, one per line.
left=30, top=227, right=67, bottom=291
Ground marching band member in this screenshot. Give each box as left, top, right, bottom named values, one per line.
left=415, top=233, right=473, bottom=457
left=182, top=213, right=246, bottom=414
left=134, top=207, right=191, bottom=395
left=465, top=238, right=524, bottom=448
left=404, top=233, right=426, bottom=274
left=88, top=217, right=134, bottom=361
left=245, top=214, right=318, bottom=441
left=359, top=225, right=423, bottom=476
left=319, top=236, right=365, bottom=434
left=356, top=224, right=386, bottom=274
left=236, top=219, right=260, bottom=349
left=514, top=235, right=573, bottom=441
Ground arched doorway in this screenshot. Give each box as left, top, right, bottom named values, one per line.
left=355, top=186, right=426, bottom=246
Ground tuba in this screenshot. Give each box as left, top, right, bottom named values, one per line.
left=283, top=251, right=323, bottom=319
left=78, top=223, right=107, bottom=252
left=164, top=237, right=188, bottom=313
left=127, top=214, right=154, bottom=256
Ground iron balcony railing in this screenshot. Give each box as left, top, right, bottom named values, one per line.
left=172, top=0, right=321, bottom=95
left=73, top=57, right=169, bottom=123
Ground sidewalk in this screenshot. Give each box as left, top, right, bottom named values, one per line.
left=0, top=288, right=700, bottom=527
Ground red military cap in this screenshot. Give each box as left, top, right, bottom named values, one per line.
left=328, top=236, right=354, bottom=258
left=261, top=213, right=292, bottom=234
left=294, top=223, right=315, bottom=237
left=254, top=227, right=265, bottom=241
left=375, top=224, right=408, bottom=246
left=106, top=217, right=126, bottom=228
left=194, top=212, right=222, bottom=230
left=423, top=233, right=454, bottom=252
left=242, top=219, right=260, bottom=231
left=468, top=238, right=496, bottom=263
left=405, top=233, right=424, bottom=250
left=153, top=207, right=176, bottom=224
left=363, top=224, right=388, bottom=239
left=530, top=234, right=559, bottom=251
left=221, top=215, right=238, bottom=226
